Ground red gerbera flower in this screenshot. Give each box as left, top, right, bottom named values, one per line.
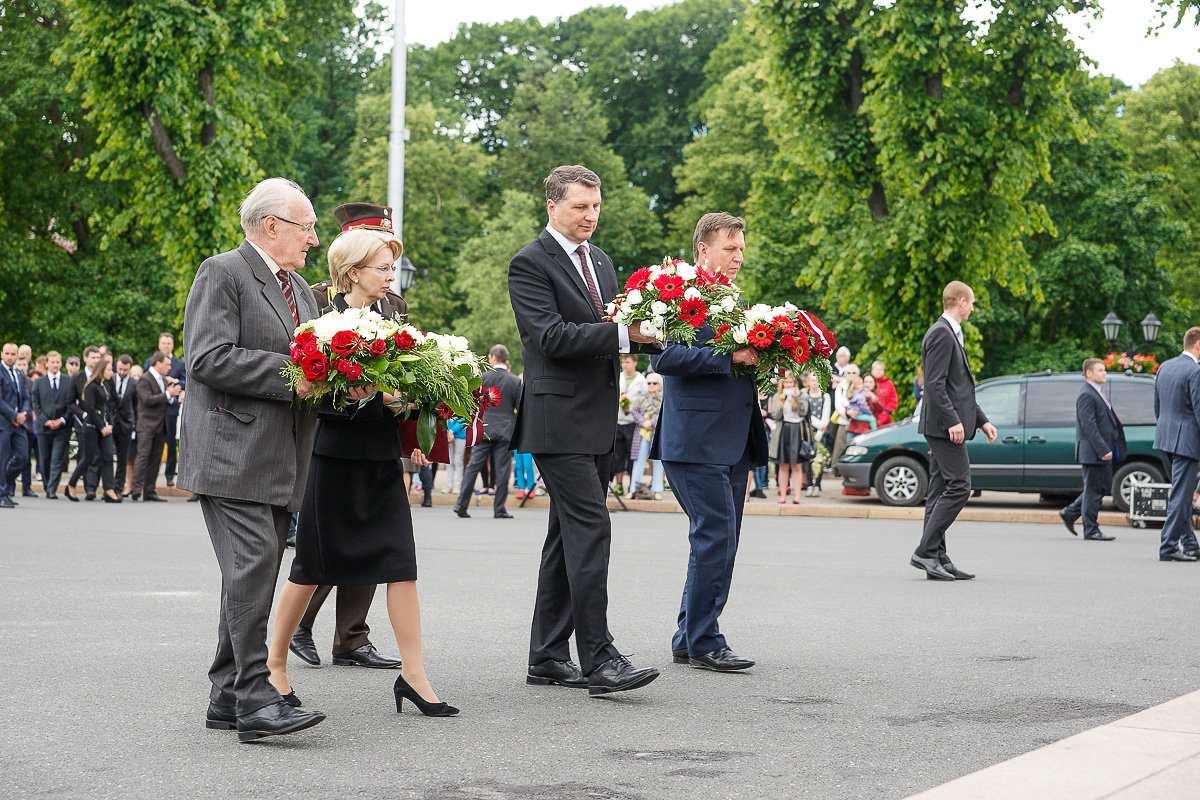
left=653, top=273, right=685, bottom=301
left=393, top=330, right=417, bottom=351
left=715, top=273, right=732, bottom=287
left=748, top=324, right=775, bottom=349
left=677, top=297, right=707, bottom=328
left=625, top=267, right=654, bottom=291
left=771, top=315, right=795, bottom=333
left=487, top=386, right=502, bottom=407
left=794, top=332, right=811, bottom=363
left=694, top=268, right=716, bottom=286
left=435, top=403, right=455, bottom=420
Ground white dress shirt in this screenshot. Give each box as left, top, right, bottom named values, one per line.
left=544, top=225, right=631, bottom=353
left=151, top=369, right=177, bottom=405
left=940, top=312, right=965, bottom=350
left=248, top=239, right=283, bottom=277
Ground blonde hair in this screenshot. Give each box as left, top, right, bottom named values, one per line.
left=327, top=229, right=404, bottom=294
left=844, top=374, right=863, bottom=396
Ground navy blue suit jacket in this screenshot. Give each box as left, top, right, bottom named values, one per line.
left=0, top=364, right=30, bottom=424
left=649, top=328, right=768, bottom=467
left=1153, top=353, right=1200, bottom=461
left=1075, top=384, right=1126, bottom=465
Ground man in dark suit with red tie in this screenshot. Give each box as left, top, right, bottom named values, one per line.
left=911, top=281, right=997, bottom=581
left=509, top=165, right=661, bottom=696
left=1059, top=359, right=1126, bottom=541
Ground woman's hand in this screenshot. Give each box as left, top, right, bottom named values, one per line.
left=381, top=392, right=397, bottom=405
left=101, top=424, right=113, bottom=437
left=410, top=448, right=431, bottom=468
left=346, top=383, right=377, bottom=402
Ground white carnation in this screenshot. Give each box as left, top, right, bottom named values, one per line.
left=650, top=300, right=669, bottom=316
left=675, top=263, right=697, bottom=281
left=625, top=289, right=643, bottom=306
left=683, top=287, right=701, bottom=300
left=721, top=296, right=737, bottom=312
left=732, top=326, right=749, bottom=345
left=709, top=304, right=723, bottom=315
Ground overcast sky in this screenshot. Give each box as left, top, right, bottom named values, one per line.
left=395, top=0, right=1198, bottom=88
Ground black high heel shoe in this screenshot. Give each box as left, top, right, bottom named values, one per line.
left=393, top=675, right=458, bottom=717
left=103, top=491, right=122, bottom=504
left=64, top=486, right=79, bottom=502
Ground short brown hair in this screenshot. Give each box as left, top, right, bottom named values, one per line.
left=150, top=351, right=171, bottom=366
left=1082, top=358, right=1104, bottom=376
left=82, top=346, right=100, bottom=359
left=942, top=281, right=974, bottom=310
left=1185, top=327, right=1200, bottom=351
left=544, top=165, right=601, bottom=204
left=118, top=354, right=133, bottom=366
left=159, top=332, right=174, bottom=342
left=693, top=212, right=746, bottom=262
left=488, top=344, right=510, bottom=363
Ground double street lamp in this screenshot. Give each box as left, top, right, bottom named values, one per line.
left=1101, top=311, right=1162, bottom=361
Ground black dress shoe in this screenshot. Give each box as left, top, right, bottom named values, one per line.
left=289, top=626, right=320, bottom=666
left=527, top=659, right=587, bottom=688
left=421, top=494, right=433, bottom=508
left=45, top=492, right=57, bottom=500
left=1059, top=509, right=1077, bottom=536
left=64, top=486, right=79, bottom=502
left=494, top=511, right=514, bottom=519
left=332, top=643, right=402, bottom=669
left=144, top=494, right=167, bottom=502
left=1084, top=533, right=1115, bottom=541
left=454, top=507, right=470, bottom=518
left=205, top=701, right=237, bottom=730
left=910, top=554, right=955, bottom=580
left=1184, top=550, right=1200, bottom=559
left=940, top=561, right=975, bottom=580
left=1161, top=551, right=1198, bottom=562
left=236, top=700, right=325, bottom=742
left=587, top=655, right=660, bottom=696
left=671, top=648, right=689, bottom=664
left=85, top=492, right=95, bottom=501
left=22, top=489, right=37, bottom=498
left=689, top=646, right=754, bottom=672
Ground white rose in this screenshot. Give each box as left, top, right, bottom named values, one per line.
left=683, top=287, right=701, bottom=300
left=650, top=300, right=669, bottom=316
left=641, top=321, right=659, bottom=338
left=732, top=326, right=749, bottom=344
left=721, top=296, right=736, bottom=312
left=625, top=289, right=643, bottom=306
left=652, top=315, right=666, bottom=329
left=709, top=304, right=723, bottom=315
left=676, top=263, right=697, bottom=281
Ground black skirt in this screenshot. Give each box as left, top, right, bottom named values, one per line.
left=778, top=420, right=809, bottom=464
left=290, top=455, right=417, bottom=585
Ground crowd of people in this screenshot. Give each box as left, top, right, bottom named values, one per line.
left=0, top=335, right=186, bottom=508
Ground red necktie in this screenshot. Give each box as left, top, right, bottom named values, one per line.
left=574, top=245, right=604, bottom=316
left=276, top=271, right=299, bottom=326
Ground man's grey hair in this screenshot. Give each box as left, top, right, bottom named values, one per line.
left=239, top=178, right=305, bottom=235
left=872, top=360, right=886, bottom=370
left=836, top=346, right=851, bottom=358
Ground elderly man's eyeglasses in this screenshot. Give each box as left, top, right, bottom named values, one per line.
left=267, top=214, right=317, bottom=235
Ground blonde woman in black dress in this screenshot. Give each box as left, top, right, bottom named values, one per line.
left=266, top=229, right=457, bottom=717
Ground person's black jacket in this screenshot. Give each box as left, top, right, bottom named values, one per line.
left=918, top=316, right=988, bottom=440
left=1075, top=384, right=1126, bottom=465
left=82, top=382, right=112, bottom=431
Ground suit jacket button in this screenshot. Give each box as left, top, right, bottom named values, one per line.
left=609, top=380, right=615, bottom=387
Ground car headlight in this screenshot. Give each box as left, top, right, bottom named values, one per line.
left=844, top=445, right=868, bottom=457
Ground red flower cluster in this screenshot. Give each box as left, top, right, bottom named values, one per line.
left=333, top=358, right=363, bottom=380
left=677, top=296, right=707, bottom=328
left=624, top=267, right=654, bottom=291
left=654, top=273, right=684, bottom=301
left=473, top=385, right=503, bottom=411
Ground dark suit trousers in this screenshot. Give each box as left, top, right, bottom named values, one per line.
left=1160, top=452, right=1200, bottom=557
left=300, top=584, right=376, bottom=653
left=112, top=427, right=132, bottom=490
left=0, top=424, right=26, bottom=498
left=132, top=428, right=167, bottom=497
left=455, top=436, right=512, bottom=515
left=663, top=452, right=751, bottom=656
left=1062, top=462, right=1112, bottom=538
left=68, top=420, right=101, bottom=492
left=165, top=406, right=180, bottom=479
left=916, top=435, right=973, bottom=560
left=529, top=451, right=620, bottom=674
left=199, top=496, right=291, bottom=715
left=38, top=426, right=70, bottom=494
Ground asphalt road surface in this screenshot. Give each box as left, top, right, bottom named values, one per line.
left=3, top=498, right=1197, bottom=799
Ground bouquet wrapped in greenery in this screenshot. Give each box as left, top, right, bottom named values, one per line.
left=605, top=257, right=742, bottom=344
left=710, top=304, right=837, bottom=395
left=283, top=306, right=408, bottom=409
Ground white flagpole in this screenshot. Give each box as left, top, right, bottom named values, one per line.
left=387, top=0, right=407, bottom=236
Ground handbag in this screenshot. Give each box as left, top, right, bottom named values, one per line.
left=798, top=440, right=816, bottom=462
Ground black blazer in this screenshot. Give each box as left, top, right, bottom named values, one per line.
left=481, top=366, right=522, bottom=442
left=135, top=372, right=170, bottom=435
left=64, top=371, right=90, bottom=425
left=309, top=294, right=403, bottom=462
left=509, top=229, right=650, bottom=455
left=918, top=316, right=988, bottom=440
left=31, top=373, right=71, bottom=430
left=82, top=382, right=112, bottom=430
left=1075, top=384, right=1126, bottom=465
left=109, top=374, right=137, bottom=433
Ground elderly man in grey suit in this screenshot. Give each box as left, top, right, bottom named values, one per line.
left=1153, top=326, right=1200, bottom=562
left=180, top=178, right=357, bottom=741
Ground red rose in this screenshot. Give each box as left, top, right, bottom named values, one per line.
left=625, top=267, right=653, bottom=291
left=393, top=330, right=416, bottom=351
left=344, top=363, right=363, bottom=381
left=779, top=334, right=796, bottom=350
left=302, top=339, right=319, bottom=355
left=748, top=323, right=775, bottom=349
left=368, top=339, right=387, bottom=357
left=716, top=324, right=731, bottom=337
left=677, top=296, right=707, bottom=329
left=653, top=273, right=685, bottom=301
left=331, top=330, right=361, bottom=355
left=332, top=358, right=350, bottom=374
left=290, top=347, right=303, bottom=365
left=300, top=352, right=328, bottom=381
left=294, top=331, right=317, bottom=348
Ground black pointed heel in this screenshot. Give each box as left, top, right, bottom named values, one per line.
left=393, top=674, right=458, bottom=717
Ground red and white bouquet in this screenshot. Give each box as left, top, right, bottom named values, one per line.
left=711, top=303, right=838, bottom=394
left=605, top=258, right=742, bottom=344
left=283, top=306, right=408, bottom=409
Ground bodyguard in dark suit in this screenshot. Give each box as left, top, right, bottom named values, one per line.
left=1152, top=327, right=1200, bottom=562
left=651, top=213, right=768, bottom=672
left=911, top=282, right=997, bottom=581
left=178, top=177, right=326, bottom=740
left=509, top=164, right=661, bottom=696
left=143, top=333, right=185, bottom=486
left=454, top=345, right=523, bottom=519
left=0, top=342, right=30, bottom=508
left=131, top=353, right=180, bottom=501
left=63, top=347, right=103, bottom=500
left=1060, top=359, right=1126, bottom=541
left=31, top=351, right=71, bottom=498
left=110, top=355, right=137, bottom=494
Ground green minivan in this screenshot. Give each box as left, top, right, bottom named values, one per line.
left=836, top=371, right=1164, bottom=512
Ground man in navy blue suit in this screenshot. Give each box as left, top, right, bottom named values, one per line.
left=144, top=333, right=186, bottom=486
left=1060, top=358, right=1126, bottom=541
left=651, top=213, right=769, bottom=672
left=0, top=342, right=31, bottom=509
left=1152, top=326, right=1200, bottom=562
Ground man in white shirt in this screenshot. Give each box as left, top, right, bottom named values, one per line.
left=31, top=351, right=72, bottom=499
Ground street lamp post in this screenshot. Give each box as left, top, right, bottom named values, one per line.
left=1101, top=311, right=1162, bottom=365
left=388, top=0, right=407, bottom=236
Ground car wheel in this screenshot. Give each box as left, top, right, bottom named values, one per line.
left=874, top=456, right=928, bottom=507
left=1112, top=461, right=1166, bottom=514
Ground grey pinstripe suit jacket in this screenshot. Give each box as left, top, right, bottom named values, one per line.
left=177, top=241, right=320, bottom=510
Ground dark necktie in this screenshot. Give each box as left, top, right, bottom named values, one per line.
left=51, top=375, right=58, bottom=397
left=7, top=367, right=17, bottom=393
left=276, top=271, right=299, bottom=326
left=574, top=245, right=604, bottom=316
left=118, top=378, right=125, bottom=399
